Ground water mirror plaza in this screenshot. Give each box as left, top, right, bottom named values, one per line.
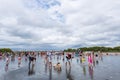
left=1, top=0, right=120, bottom=80
left=0, top=52, right=120, bottom=80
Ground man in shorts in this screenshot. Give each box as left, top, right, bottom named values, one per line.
left=66, top=53, right=71, bottom=67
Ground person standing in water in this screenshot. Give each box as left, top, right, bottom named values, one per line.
left=6, top=56, right=10, bottom=67
left=48, top=52, right=52, bottom=67
left=66, top=53, right=71, bottom=67
left=95, top=54, right=99, bottom=65
left=28, top=52, right=35, bottom=76
left=18, top=54, right=22, bottom=67
left=88, top=53, right=93, bottom=67
left=29, top=52, right=36, bottom=67
left=25, top=52, right=28, bottom=61
left=75, top=50, right=79, bottom=63
left=0, top=52, right=2, bottom=60
left=62, top=52, right=65, bottom=62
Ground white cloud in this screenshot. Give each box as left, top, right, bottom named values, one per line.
left=0, top=0, right=120, bottom=50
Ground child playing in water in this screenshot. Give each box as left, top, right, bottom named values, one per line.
left=53, top=62, right=62, bottom=71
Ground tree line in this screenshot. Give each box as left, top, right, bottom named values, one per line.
left=64, top=46, right=120, bottom=52
left=1, top=46, right=120, bottom=53
left=0, top=48, right=13, bottom=53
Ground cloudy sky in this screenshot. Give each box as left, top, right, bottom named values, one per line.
left=0, top=0, right=120, bottom=50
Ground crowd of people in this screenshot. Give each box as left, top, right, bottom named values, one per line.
left=0, top=51, right=104, bottom=79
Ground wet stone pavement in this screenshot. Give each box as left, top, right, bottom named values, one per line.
left=0, top=55, right=120, bottom=80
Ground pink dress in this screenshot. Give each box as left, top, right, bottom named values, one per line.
left=88, top=55, right=92, bottom=64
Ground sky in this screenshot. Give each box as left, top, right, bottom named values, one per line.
left=0, top=0, right=120, bottom=50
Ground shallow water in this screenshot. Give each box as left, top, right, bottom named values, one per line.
left=0, top=55, right=120, bottom=80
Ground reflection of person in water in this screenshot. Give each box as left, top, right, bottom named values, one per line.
left=45, top=62, right=48, bottom=73
left=75, top=51, right=79, bottom=64
left=66, top=67, right=74, bottom=80
left=49, top=66, right=52, bottom=80
left=88, top=66, right=94, bottom=80
left=5, top=57, right=10, bottom=72
left=28, top=61, right=35, bottom=76
left=5, top=65, right=8, bottom=72
left=82, top=65, right=86, bottom=76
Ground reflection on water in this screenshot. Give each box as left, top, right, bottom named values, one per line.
left=0, top=54, right=120, bottom=80
left=45, top=63, right=48, bottom=73
left=5, top=65, right=8, bottom=72
left=28, top=63, right=35, bottom=76
left=88, top=66, right=94, bottom=80
left=49, top=66, right=52, bottom=80
left=66, top=67, right=74, bottom=80
left=82, top=65, right=86, bottom=76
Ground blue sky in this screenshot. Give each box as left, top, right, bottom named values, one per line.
left=0, top=0, right=120, bottom=50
